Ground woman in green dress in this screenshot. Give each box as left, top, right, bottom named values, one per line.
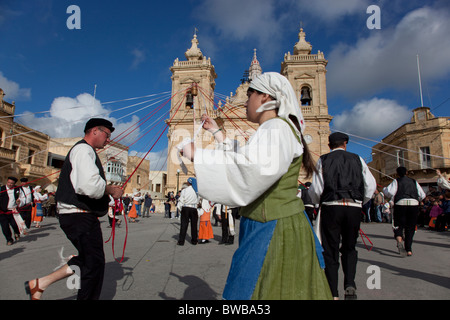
left=180, top=72, right=332, bottom=300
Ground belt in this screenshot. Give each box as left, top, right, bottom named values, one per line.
left=322, top=199, right=362, bottom=208
left=58, top=208, right=89, bottom=214
left=182, top=204, right=197, bottom=209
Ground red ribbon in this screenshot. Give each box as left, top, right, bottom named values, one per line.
left=359, top=228, right=373, bottom=251
left=105, top=198, right=128, bottom=263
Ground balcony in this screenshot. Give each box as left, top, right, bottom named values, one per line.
left=0, top=101, right=15, bottom=115
left=21, top=163, right=48, bottom=176
left=105, top=172, right=126, bottom=184
left=0, top=147, right=15, bottom=162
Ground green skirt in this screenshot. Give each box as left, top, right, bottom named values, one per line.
left=223, top=212, right=332, bottom=300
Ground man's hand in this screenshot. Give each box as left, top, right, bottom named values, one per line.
left=106, top=185, right=124, bottom=199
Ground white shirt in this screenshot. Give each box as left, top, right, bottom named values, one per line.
left=34, top=191, right=48, bottom=202
left=309, top=148, right=377, bottom=207
left=6, top=187, right=23, bottom=211
left=194, top=118, right=303, bottom=207
left=437, top=176, right=450, bottom=190
left=19, top=186, right=33, bottom=206
left=177, top=185, right=198, bottom=211
left=198, top=199, right=213, bottom=217
left=383, top=179, right=426, bottom=206
left=57, top=143, right=107, bottom=214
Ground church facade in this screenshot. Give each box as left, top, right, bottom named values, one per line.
left=166, top=28, right=332, bottom=193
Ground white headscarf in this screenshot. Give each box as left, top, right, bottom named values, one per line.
left=249, top=72, right=305, bottom=139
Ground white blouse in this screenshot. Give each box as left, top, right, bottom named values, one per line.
left=194, top=118, right=303, bottom=207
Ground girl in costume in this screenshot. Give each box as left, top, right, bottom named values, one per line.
left=127, top=197, right=139, bottom=223
left=31, top=186, right=48, bottom=228
left=198, top=199, right=214, bottom=243
left=108, top=196, right=123, bottom=227
left=180, top=72, right=332, bottom=300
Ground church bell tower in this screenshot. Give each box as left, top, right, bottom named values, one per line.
left=281, top=28, right=332, bottom=160
left=166, top=33, right=217, bottom=193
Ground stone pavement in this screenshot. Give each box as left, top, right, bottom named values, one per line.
left=0, top=213, right=449, bottom=301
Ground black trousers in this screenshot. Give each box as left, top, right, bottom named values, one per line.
left=393, top=205, right=419, bottom=252
left=19, top=204, right=33, bottom=228
left=178, top=207, right=198, bottom=244
left=59, top=213, right=105, bottom=300
left=0, top=213, right=20, bottom=243
left=320, top=205, right=361, bottom=297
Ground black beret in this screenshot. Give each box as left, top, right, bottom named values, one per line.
left=7, top=177, right=18, bottom=182
left=20, top=177, right=28, bottom=182
left=84, top=118, right=115, bottom=133
left=329, top=132, right=349, bottom=144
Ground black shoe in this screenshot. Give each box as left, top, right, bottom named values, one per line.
left=344, top=286, right=357, bottom=300
left=177, top=241, right=184, bottom=246
left=191, top=240, right=198, bottom=245
left=397, top=241, right=407, bottom=257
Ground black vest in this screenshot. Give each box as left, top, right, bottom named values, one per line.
left=394, top=176, right=419, bottom=202
left=320, top=150, right=364, bottom=203
left=55, top=140, right=109, bottom=216
left=0, top=186, right=20, bottom=213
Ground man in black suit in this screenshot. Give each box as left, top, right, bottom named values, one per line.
left=0, top=177, right=22, bottom=245
left=18, top=177, right=34, bottom=228
left=309, top=132, right=376, bottom=300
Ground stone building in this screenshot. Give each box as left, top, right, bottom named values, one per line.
left=369, top=107, right=450, bottom=190
left=49, top=137, right=138, bottom=190
left=0, top=88, right=52, bottom=186
left=0, top=89, right=150, bottom=194
left=124, top=155, right=150, bottom=196
left=165, top=28, right=332, bottom=194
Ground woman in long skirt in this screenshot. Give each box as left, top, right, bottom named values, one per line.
left=180, top=72, right=332, bottom=300
left=198, top=199, right=214, bottom=243
left=128, top=199, right=139, bottom=223
left=31, top=186, right=48, bottom=228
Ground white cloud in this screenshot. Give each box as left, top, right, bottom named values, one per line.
left=295, top=0, right=370, bottom=21
left=130, top=48, right=146, bottom=69
left=327, top=6, right=450, bottom=99
left=332, top=98, right=411, bottom=137
left=0, top=71, right=31, bottom=100
left=194, top=0, right=283, bottom=58
left=130, top=147, right=168, bottom=171
left=19, top=93, right=141, bottom=145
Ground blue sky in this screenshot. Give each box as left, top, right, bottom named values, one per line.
left=1, top=0, right=449, bottom=170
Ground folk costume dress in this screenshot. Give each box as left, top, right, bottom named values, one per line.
left=193, top=73, right=332, bottom=300
left=198, top=199, right=214, bottom=241
left=31, top=189, right=48, bottom=226
left=128, top=200, right=139, bottom=220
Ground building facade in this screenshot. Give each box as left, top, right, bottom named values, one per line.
left=369, top=107, right=450, bottom=190
left=0, top=89, right=52, bottom=186
left=165, top=28, right=332, bottom=194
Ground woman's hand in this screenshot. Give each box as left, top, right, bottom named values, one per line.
left=201, top=114, right=219, bottom=132
left=201, top=114, right=224, bottom=143
left=181, top=142, right=195, bottom=162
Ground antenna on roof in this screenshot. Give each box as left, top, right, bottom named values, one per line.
left=417, top=54, right=424, bottom=107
